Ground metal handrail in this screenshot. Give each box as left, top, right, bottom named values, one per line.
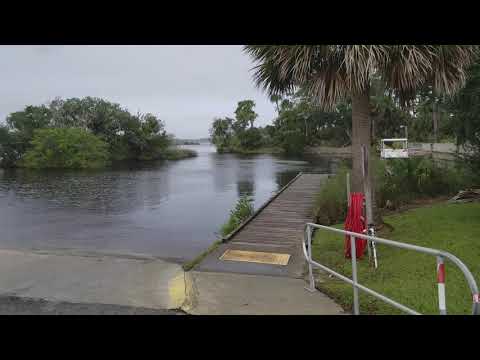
left=303, top=223, right=480, bottom=315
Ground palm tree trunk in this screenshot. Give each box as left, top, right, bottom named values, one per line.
left=371, top=117, right=375, bottom=142
left=351, top=91, right=370, bottom=192
left=351, top=90, right=376, bottom=227
left=432, top=101, right=439, bottom=143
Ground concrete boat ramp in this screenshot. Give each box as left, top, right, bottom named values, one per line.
left=0, top=249, right=187, bottom=314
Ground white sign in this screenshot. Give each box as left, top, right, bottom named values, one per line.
left=381, top=138, right=409, bottom=159
left=381, top=148, right=409, bottom=158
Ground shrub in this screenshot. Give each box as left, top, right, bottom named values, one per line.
left=459, top=150, right=480, bottom=185
left=313, top=166, right=349, bottom=225
left=237, top=127, right=264, bottom=150
left=377, top=157, right=473, bottom=208
left=108, top=137, right=132, bottom=161
left=280, top=129, right=306, bottom=155
left=313, top=155, right=477, bottom=225
left=220, top=196, right=254, bottom=237
left=138, top=134, right=172, bottom=160
left=22, top=128, right=109, bottom=169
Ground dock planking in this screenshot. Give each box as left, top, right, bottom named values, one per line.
left=229, top=173, right=326, bottom=248
left=195, top=173, right=328, bottom=278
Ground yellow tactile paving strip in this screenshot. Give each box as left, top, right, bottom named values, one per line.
left=219, top=249, right=290, bottom=266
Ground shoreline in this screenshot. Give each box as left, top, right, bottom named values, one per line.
left=0, top=147, right=198, bottom=171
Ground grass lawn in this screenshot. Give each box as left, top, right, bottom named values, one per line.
left=311, top=202, right=480, bottom=315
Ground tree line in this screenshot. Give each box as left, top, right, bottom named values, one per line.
left=212, top=52, right=480, bottom=170
left=0, top=97, right=194, bottom=169
left=210, top=78, right=478, bottom=158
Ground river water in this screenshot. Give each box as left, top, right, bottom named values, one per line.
left=0, top=144, right=341, bottom=262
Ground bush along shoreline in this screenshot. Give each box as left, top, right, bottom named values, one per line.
left=0, top=97, right=197, bottom=169
left=220, top=195, right=254, bottom=237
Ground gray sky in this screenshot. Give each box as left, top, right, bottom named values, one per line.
left=0, top=45, right=276, bottom=138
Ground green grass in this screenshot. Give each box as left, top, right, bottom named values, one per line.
left=311, top=202, right=480, bottom=315
left=182, top=240, right=222, bottom=272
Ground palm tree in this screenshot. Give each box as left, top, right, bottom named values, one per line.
left=244, top=45, right=478, bottom=226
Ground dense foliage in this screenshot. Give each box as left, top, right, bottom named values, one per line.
left=210, top=117, right=234, bottom=152
left=22, top=128, right=109, bottom=169
left=0, top=97, right=194, bottom=168
left=447, top=62, right=480, bottom=174
left=210, top=96, right=352, bottom=155
left=210, top=101, right=268, bottom=153
left=0, top=125, right=20, bottom=167
left=313, top=157, right=477, bottom=225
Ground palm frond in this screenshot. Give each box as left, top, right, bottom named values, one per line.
left=430, top=45, right=479, bottom=95
left=245, top=45, right=350, bottom=110
left=343, top=45, right=388, bottom=92
left=379, top=45, right=480, bottom=106
left=244, top=45, right=480, bottom=110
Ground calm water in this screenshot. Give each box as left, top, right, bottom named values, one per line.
left=0, top=144, right=341, bottom=262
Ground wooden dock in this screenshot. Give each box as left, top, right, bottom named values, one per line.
left=195, top=173, right=328, bottom=278
left=227, top=173, right=324, bottom=247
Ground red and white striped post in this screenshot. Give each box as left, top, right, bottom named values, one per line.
left=437, top=256, right=447, bottom=315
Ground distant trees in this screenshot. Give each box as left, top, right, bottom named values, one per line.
left=234, top=100, right=257, bottom=130
left=209, top=96, right=355, bottom=155
left=210, top=100, right=264, bottom=153
left=0, top=125, right=20, bottom=167
left=0, top=97, right=182, bottom=169
left=210, top=117, right=234, bottom=152
left=210, top=82, right=480, bottom=159
left=6, top=105, right=52, bottom=157
left=271, top=93, right=352, bottom=154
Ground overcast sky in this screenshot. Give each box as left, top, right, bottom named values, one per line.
left=0, top=45, right=276, bottom=138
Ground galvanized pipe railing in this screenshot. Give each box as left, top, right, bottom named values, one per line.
left=303, top=223, right=480, bottom=315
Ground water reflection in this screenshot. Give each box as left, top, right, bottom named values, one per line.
left=0, top=163, right=172, bottom=215
left=0, top=144, right=340, bottom=261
